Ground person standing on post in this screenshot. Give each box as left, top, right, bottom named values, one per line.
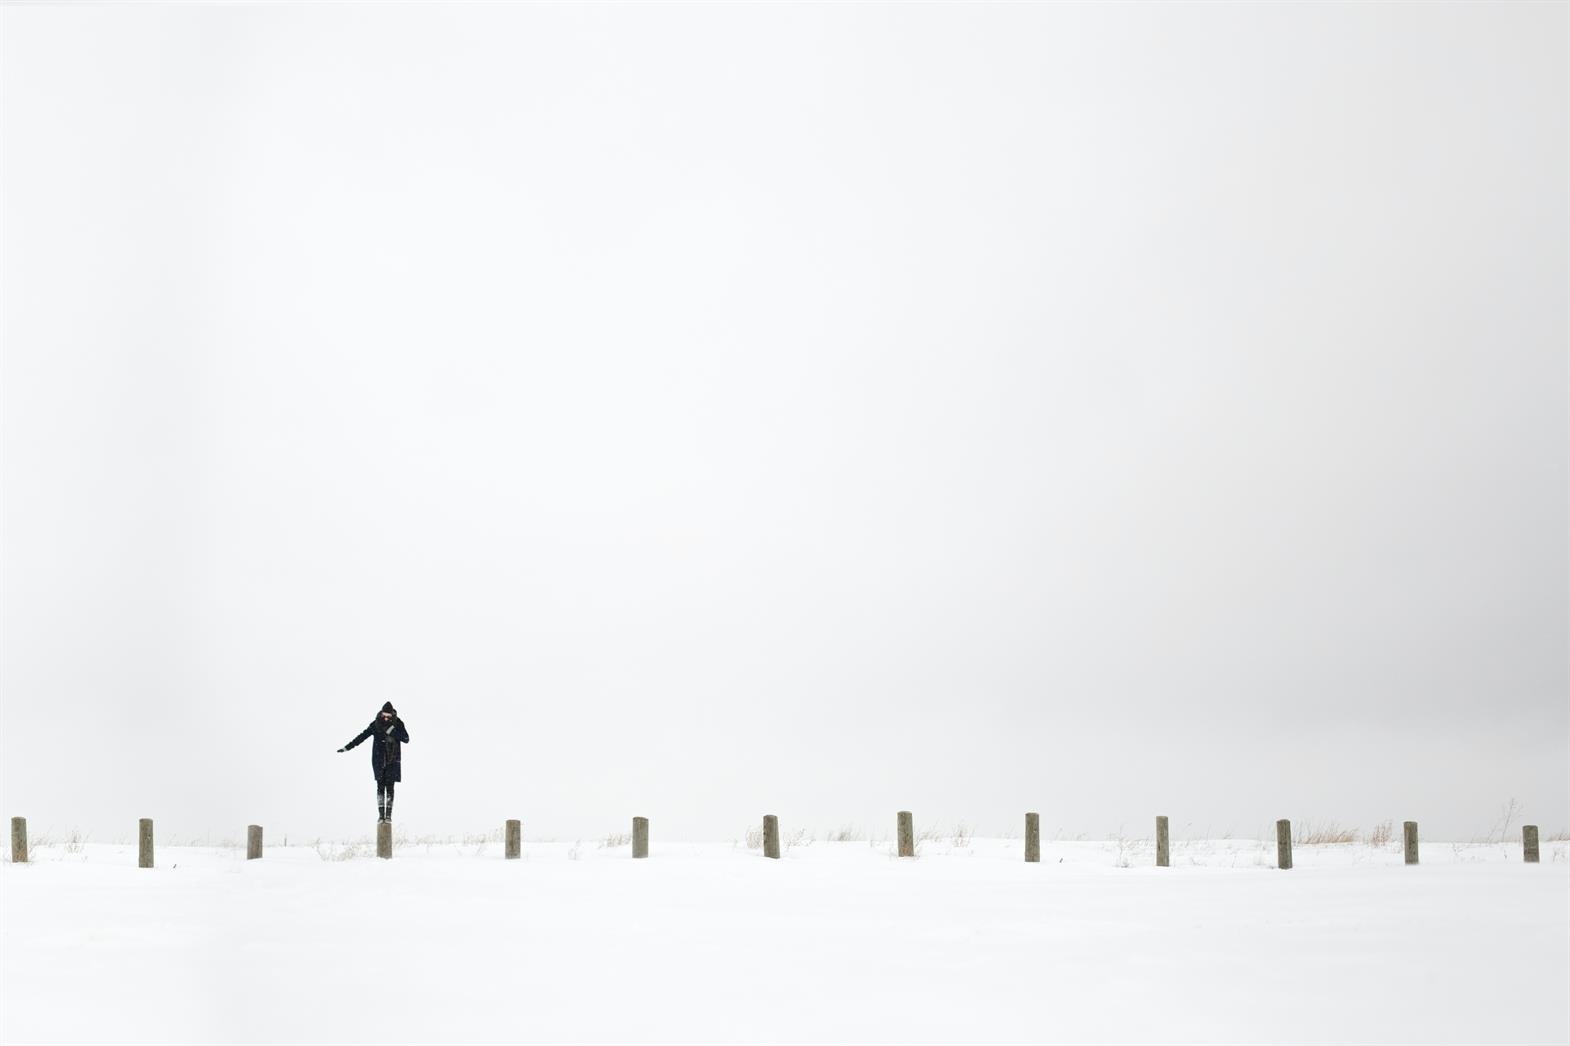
left=338, top=702, right=410, bottom=823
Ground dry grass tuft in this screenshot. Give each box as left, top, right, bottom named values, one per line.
left=1294, top=821, right=1360, bottom=845
left=313, top=837, right=372, bottom=861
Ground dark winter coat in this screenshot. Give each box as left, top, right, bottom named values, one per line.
left=344, top=715, right=410, bottom=783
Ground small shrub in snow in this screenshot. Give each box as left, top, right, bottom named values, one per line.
left=1478, top=797, right=1523, bottom=844
left=1113, top=832, right=1132, bottom=868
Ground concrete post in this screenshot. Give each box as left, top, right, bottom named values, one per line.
left=897, top=811, right=915, bottom=858
left=1024, top=812, right=1040, bottom=863
left=247, top=825, right=263, bottom=860
left=1276, top=819, right=1292, bottom=870
left=376, top=821, right=392, bottom=859
left=1403, top=821, right=1419, bottom=865
left=10, top=817, right=25, bottom=864
left=763, top=814, right=781, bottom=859
left=506, top=819, right=521, bottom=860
left=1156, top=815, right=1170, bottom=867
left=138, top=819, right=154, bottom=869
left=632, top=816, right=649, bottom=859
left=1523, top=825, right=1540, bottom=863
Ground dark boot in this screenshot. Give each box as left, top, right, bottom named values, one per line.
left=377, top=792, right=387, bottom=824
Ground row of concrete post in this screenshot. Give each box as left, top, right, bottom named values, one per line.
left=6, top=815, right=1549, bottom=866
left=970, top=813, right=1539, bottom=868
left=1269, top=819, right=1548, bottom=869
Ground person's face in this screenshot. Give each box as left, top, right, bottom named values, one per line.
left=381, top=712, right=394, bottom=721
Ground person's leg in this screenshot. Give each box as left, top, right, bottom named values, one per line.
left=383, top=778, right=395, bottom=823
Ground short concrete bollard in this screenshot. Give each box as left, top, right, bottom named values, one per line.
left=1024, top=812, right=1040, bottom=863
left=1403, top=821, right=1419, bottom=865
left=376, top=821, right=392, bottom=859
left=506, top=819, right=521, bottom=860
left=1156, top=815, right=1170, bottom=868
left=10, top=817, right=25, bottom=864
left=632, top=816, right=649, bottom=859
left=139, top=818, right=154, bottom=869
left=897, top=811, right=915, bottom=858
left=1523, top=825, right=1540, bottom=863
left=1276, top=819, right=1292, bottom=870
left=763, top=814, right=780, bottom=859
left=247, top=825, right=263, bottom=860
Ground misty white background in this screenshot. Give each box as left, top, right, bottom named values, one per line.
left=2, top=2, right=1565, bottom=844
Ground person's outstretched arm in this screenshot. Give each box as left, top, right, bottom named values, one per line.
left=338, top=722, right=375, bottom=753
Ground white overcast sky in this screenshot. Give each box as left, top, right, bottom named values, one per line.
left=2, top=2, right=1565, bottom=844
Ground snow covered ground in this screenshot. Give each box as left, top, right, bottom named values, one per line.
left=3, top=833, right=1566, bottom=1044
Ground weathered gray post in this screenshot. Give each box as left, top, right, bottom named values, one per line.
left=632, top=816, right=649, bottom=859
left=1275, top=819, right=1292, bottom=870
left=247, top=825, right=263, bottom=860
left=10, top=817, right=25, bottom=864
left=897, top=811, right=915, bottom=858
left=762, top=814, right=780, bottom=859
left=138, top=818, right=154, bottom=868
left=376, top=821, right=392, bottom=859
left=1156, top=815, right=1170, bottom=867
left=1523, top=825, right=1540, bottom=863
left=505, top=819, right=521, bottom=859
left=1024, top=812, right=1040, bottom=863
left=1403, top=821, right=1419, bottom=865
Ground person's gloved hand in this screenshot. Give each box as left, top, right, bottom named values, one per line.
left=336, top=747, right=346, bottom=753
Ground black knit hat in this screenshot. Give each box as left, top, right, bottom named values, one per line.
left=380, top=701, right=397, bottom=714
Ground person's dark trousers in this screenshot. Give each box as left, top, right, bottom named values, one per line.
left=377, top=775, right=396, bottom=822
